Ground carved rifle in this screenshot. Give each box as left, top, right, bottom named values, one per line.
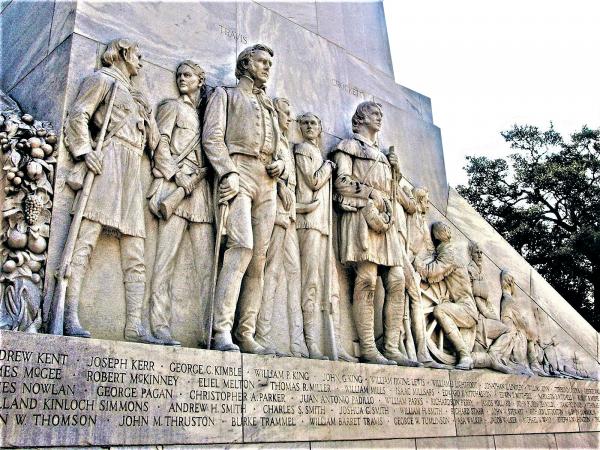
left=323, top=176, right=338, bottom=360
left=389, top=145, right=417, bottom=360
left=49, top=80, right=119, bottom=334
left=206, top=201, right=228, bottom=349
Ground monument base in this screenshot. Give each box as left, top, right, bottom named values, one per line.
left=0, top=330, right=597, bottom=448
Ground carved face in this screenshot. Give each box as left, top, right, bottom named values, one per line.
left=299, top=115, right=322, bottom=141
left=432, top=222, right=451, bottom=243
left=417, top=193, right=429, bottom=214
left=363, top=105, right=382, bottom=133
left=276, top=102, right=292, bottom=133
left=124, top=47, right=143, bottom=77
left=177, top=64, right=203, bottom=96
left=470, top=245, right=483, bottom=266
left=245, top=49, right=272, bottom=84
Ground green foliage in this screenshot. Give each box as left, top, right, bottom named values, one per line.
left=457, top=124, right=600, bottom=330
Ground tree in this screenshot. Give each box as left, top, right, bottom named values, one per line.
left=457, top=124, right=600, bottom=331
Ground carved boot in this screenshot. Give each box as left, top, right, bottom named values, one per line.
left=153, top=327, right=181, bottom=346
left=63, top=296, right=91, bottom=338
left=332, top=296, right=357, bottom=363
left=124, top=282, right=163, bottom=345
left=213, top=331, right=240, bottom=352
left=446, top=329, right=473, bottom=370
left=354, top=291, right=396, bottom=365
left=303, top=296, right=328, bottom=360
left=382, top=292, right=419, bottom=367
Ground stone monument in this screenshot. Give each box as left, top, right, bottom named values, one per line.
left=0, top=1, right=598, bottom=449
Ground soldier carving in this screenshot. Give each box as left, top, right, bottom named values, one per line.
left=147, top=60, right=214, bottom=346
left=295, top=112, right=356, bottom=362
left=416, top=222, right=477, bottom=369
left=255, top=97, right=305, bottom=356
left=59, top=38, right=161, bottom=343
left=332, top=101, right=415, bottom=366
left=202, top=44, right=285, bottom=354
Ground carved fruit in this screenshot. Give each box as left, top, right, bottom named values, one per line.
left=31, top=273, right=41, bottom=283
left=27, top=234, right=47, bottom=254
left=24, top=194, right=43, bottom=225
left=21, top=114, right=34, bottom=124
left=30, top=147, right=44, bottom=159
left=12, top=176, right=21, bottom=186
left=27, top=260, right=41, bottom=272
left=6, top=172, right=15, bottom=180
left=45, top=134, right=57, bottom=144
left=26, top=161, right=43, bottom=180
left=41, top=143, right=53, bottom=156
left=36, top=129, right=47, bottom=137
left=28, top=137, right=42, bottom=148
left=7, top=229, right=27, bottom=249
left=2, top=260, right=16, bottom=273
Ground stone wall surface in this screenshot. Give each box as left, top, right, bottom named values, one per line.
left=1, top=1, right=599, bottom=449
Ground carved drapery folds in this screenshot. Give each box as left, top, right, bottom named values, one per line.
left=0, top=93, right=56, bottom=332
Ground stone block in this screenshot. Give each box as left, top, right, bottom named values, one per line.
left=1, top=0, right=54, bottom=91
left=165, top=444, right=310, bottom=450
left=48, top=0, right=76, bottom=53
left=312, top=439, right=416, bottom=449
left=445, top=187, right=531, bottom=295
left=241, top=353, right=456, bottom=442
left=0, top=0, right=12, bottom=14
left=255, top=1, right=318, bottom=34
left=530, top=270, right=599, bottom=363
left=555, top=432, right=600, bottom=450
left=0, top=330, right=244, bottom=447
left=415, top=435, right=495, bottom=450
left=315, top=0, right=394, bottom=76
left=494, top=433, right=557, bottom=449
left=343, top=49, right=432, bottom=123
left=449, top=370, right=579, bottom=436
left=7, top=36, right=72, bottom=134
left=73, top=0, right=238, bottom=87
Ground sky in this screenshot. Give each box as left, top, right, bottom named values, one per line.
left=383, top=0, right=600, bottom=187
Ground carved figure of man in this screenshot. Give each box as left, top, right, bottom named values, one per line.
left=294, top=113, right=357, bottom=362
left=416, top=222, right=478, bottom=369
left=255, top=97, right=306, bottom=356
left=394, top=186, right=441, bottom=367
left=467, top=242, right=513, bottom=373
left=406, top=187, right=435, bottom=263
left=499, top=270, right=545, bottom=376
left=62, top=38, right=160, bottom=343
left=202, top=44, right=285, bottom=354
left=332, top=101, right=415, bottom=366
left=147, top=60, right=214, bottom=346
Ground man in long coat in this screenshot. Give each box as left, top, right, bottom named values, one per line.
left=332, top=101, right=417, bottom=366
left=147, top=60, right=214, bottom=346
left=202, top=44, right=285, bottom=354
left=62, top=38, right=161, bottom=343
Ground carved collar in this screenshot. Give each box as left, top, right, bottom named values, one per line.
left=353, top=132, right=379, bottom=149
left=238, top=75, right=266, bottom=94
left=99, top=66, right=132, bottom=90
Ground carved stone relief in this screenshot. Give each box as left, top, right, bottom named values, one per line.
left=0, top=37, right=590, bottom=382
left=0, top=93, right=56, bottom=333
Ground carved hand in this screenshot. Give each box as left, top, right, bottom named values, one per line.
left=387, top=152, right=402, bottom=179
left=278, top=184, right=294, bottom=211
left=266, top=159, right=285, bottom=178
left=84, top=151, right=103, bottom=175
left=369, top=189, right=385, bottom=211
left=219, top=173, right=239, bottom=203
left=175, top=172, right=194, bottom=196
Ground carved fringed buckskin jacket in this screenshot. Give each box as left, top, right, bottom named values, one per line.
left=64, top=67, right=159, bottom=237
left=331, top=133, right=403, bottom=266
left=149, top=95, right=214, bottom=223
